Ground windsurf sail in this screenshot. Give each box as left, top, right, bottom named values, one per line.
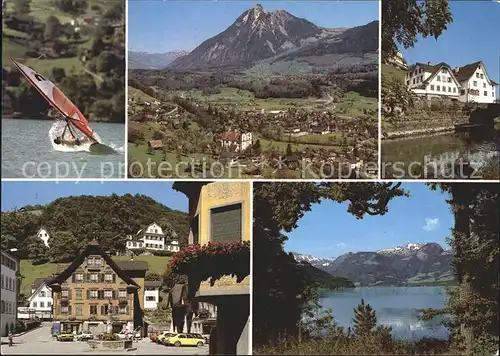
left=9, top=57, right=99, bottom=143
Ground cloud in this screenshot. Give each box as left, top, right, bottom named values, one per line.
left=336, top=242, right=346, bottom=248
left=422, top=218, right=439, bottom=231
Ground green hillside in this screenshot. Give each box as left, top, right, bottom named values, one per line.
left=381, top=63, right=405, bottom=84
left=298, top=262, right=355, bottom=290
left=1, top=194, right=189, bottom=264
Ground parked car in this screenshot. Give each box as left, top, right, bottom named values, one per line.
left=157, top=332, right=176, bottom=345
left=165, top=333, right=205, bottom=347
left=75, top=331, right=93, bottom=341
left=56, top=333, right=74, bottom=342
left=117, top=330, right=141, bottom=340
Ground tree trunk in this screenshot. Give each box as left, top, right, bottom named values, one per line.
left=451, top=186, right=474, bottom=353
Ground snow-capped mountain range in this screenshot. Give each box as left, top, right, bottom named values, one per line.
left=291, top=242, right=453, bottom=286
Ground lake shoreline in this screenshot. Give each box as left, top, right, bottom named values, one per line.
left=317, top=285, right=449, bottom=341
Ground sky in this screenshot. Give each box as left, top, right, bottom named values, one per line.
left=128, top=0, right=379, bottom=53
left=1, top=181, right=188, bottom=213
left=400, top=1, right=500, bottom=98
left=284, top=183, right=454, bottom=259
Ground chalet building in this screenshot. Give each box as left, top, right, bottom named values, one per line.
left=1, top=251, right=20, bottom=336
left=406, top=61, right=497, bottom=103
left=311, top=126, right=331, bottom=135
left=455, top=61, right=498, bottom=103
left=220, top=131, right=253, bottom=152
left=18, top=278, right=53, bottom=320
left=47, top=241, right=147, bottom=336
left=37, top=227, right=51, bottom=247
left=386, top=50, right=407, bottom=70
left=172, top=182, right=250, bottom=355
left=406, top=62, right=461, bottom=100
left=126, top=222, right=180, bottom=253
left=147, top=140, right=164, bottom=152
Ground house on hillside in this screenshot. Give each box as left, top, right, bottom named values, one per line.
left=125, top=222, right=180, bottom=254
left=18, top=278, right=53, bottom=320
left=37, top=228, right=51, bottom=247
left=143, top=281, right=161, bottom=310
left=47, top=241, right=148, bottom=335
left=386, top=50, right=407, bottom=70
left=147, top=140, right=164, bottom=152
left=220, top=131, right=253, bottom=152
left=406, top=61, right=497, bottom=103
left=311, top=126, right=330, bottom=135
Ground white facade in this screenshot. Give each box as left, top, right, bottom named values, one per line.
left=220, top=132, right=253, bottom=152
left=126, top=222, right=180, bottom=253
left=1, top=251, right=19, bottom=336
left=457, top=62, right=497, bottom=104
left=144, top=282, right=161, bottom=310
left=406, top=61, right=497, bottom=103
left=37, top=228, right=51, bottom=247
left=24, top=282, right=53, bottom=320
left=406, top=64, right=461, bottom=100
left=387, top=51, right=407, bottom=70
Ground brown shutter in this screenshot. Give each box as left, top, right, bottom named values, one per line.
left=112, top=274, right=116, bottom=283
left=72, top=273, right=76, bottom=283
left=68, top=289, right=72, bottom=299
left=86, top=290, right=90, bottom=300
left=99, top=273, right=104, bottom=283
left=210, top=204, right=242, bottom=242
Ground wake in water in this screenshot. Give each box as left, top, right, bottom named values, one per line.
left=48, top=121, right=123, bottom=155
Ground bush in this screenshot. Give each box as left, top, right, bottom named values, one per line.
left=128, top=127, right=145, bottom=144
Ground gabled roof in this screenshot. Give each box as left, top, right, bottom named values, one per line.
left=424, top=66, right=462, bottom=88
left=36, top=227, right=50, bottom=235
left=144, top=280, right=162, bottom=288
left=221, top=132, right=241, bottom=141
left=31, top=278, right=48, bottom=291
left=46, top=240, right=140, bottom=288
left=455, top=61, right=498, bottom=86
left=455, top=61, right=481, bottom=83
left=27, top=278, right=51, bottom=303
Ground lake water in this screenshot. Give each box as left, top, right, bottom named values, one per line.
left=318, top=286, right=449, bottom=341
left=381, top=129, right=500, bottom=179
left=2, top=118, right=125, bottom=178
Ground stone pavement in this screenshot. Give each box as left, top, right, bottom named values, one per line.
left=1, top=323, right=208, bottom=355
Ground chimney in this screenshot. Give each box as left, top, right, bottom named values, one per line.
left=455, top=67, right=459, bottom=73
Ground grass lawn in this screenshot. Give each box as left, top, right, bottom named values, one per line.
left=20, top=256, right=172, bottom=297
left=26, top=57, right=84, bottom=76
left=256, top=134, right=344, bottom=153
left=382, top=63, right=405, bottom=84
left=128, top=86, right=157, bottom=102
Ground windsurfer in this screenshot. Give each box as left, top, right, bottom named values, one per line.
left=53, top=120, right=82, bottom=146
